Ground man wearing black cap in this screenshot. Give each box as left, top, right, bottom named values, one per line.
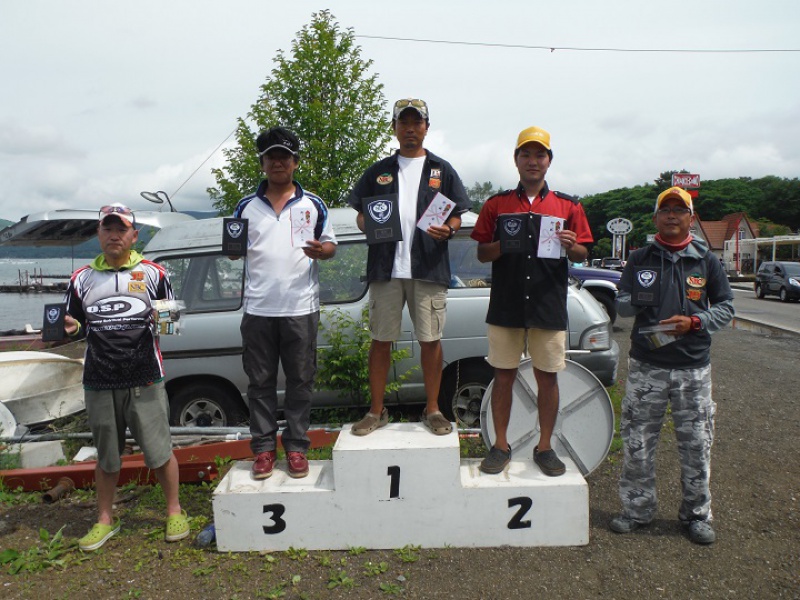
left=63, top=204, right=188, bottom=551
left=347, top=98, right=471, bottom=436
left=233, top=127, right=337, bottom=480
left=609, top=186, right=734, bottom=545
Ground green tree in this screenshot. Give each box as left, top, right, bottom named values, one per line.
left=466, top=181, right=504, bottom=213
left=208, top=10, right=391, bottom=213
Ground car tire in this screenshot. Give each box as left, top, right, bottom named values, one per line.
left=755, top=283, right=765, bottom=299
left=780, top=287, right=790, bottom=302
left=589, top=289, right=617, bottom=324
left=169, top=382, right=247, bottom=427
left=439, top=361, right=495, bottom=429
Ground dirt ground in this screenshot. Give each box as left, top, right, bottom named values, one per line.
left=1, top=317, right=798, bottom=599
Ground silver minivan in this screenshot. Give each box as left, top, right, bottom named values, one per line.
left=145, top=208, right=619, bottom=428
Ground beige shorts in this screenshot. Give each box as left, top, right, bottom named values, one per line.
left=487, top=325, right=566, bottom=372
left=369, top=279, right=447, bottom=342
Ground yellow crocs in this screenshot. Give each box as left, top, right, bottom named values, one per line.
left=79, top=518, right=120, bottom=552
left=165, top=510, right=190, bottom=542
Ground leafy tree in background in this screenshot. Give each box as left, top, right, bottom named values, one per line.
left=466, top=181, right=505, bottom=213
left=208, top=10, right=391, bottom=213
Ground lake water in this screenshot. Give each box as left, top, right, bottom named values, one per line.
left=0, top=257, right=89, bottom=331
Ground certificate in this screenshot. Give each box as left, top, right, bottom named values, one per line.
left=291, top=207, right=317, bottom=246
left=417, top=192, right=455, bottom=232
left=537, top=216, right=566, bottom=259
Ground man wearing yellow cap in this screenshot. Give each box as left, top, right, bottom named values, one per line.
left=609, top=186, right=734, bottom=545
left=471, top=126, right=593, bottom=476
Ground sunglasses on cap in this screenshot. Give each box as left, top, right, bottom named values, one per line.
left=393, top=99, right=427, bottom=111
left=99, top=205, right=135, bottom=226
left=656, top=207, right=692, bottom=216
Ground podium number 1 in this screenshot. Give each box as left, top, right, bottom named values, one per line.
left=387, top=465, right=400, bottom=498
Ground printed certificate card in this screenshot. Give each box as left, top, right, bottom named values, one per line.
left=363, top=194, right=402, bottom=244
left=537, top=216, right=566, bottom=259
left=291, top=206, right=317, bottom=246
left=417, top=192, right=455, bottom=232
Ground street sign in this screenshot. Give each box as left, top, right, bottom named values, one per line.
left=672, top=173, right=700, bottom=188
left=606, top=218, right=633, bottom=235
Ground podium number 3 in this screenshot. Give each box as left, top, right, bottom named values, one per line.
left=387, top=465, right=400, bottom=498
left=507, top=497, right=532, bottom=529
left=262, top=503, right=287, bottom=534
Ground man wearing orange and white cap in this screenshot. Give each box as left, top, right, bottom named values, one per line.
left=471, top=126, right=593, bottom=476
left=63, top=203, right=189, bottom=551
left=609, top=186, right=734, bottom=545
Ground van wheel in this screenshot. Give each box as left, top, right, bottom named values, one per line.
left=169, top=382, right=247, bottom=427
left=589, top=289, right=617, bottom=324
left=755, top=283, right=765, bottom=299
left=439, top=361, right=494, bottom=429
left=780, top=287, right=790, bottom=302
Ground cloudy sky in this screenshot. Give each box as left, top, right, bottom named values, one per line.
left=1, top=1, right=798, bottom=221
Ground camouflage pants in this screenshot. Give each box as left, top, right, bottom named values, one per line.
left=618, top=358, right=716, bottom=524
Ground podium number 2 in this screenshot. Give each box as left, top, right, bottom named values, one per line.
left=262, top=503, right=287, bottom=534
left=507, top=497, right=532, bottom=529
left=387, top=465, right=400, bottom=498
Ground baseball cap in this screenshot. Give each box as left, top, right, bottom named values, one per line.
left=393, top=98, right=429, bottom=121
left=256, top=127, right=300, bottom=157
left=516, top=126, right=551, bottom=151
left=655, top=186, right=693, bottom=214
left=99, top=203, right=135, bottom=228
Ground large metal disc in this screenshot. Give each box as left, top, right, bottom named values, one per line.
left=480, top=359, right=614, bottom=476
left=0, top=402, right=18, bottom=438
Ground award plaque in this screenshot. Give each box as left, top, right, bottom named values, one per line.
left=631, top=267, right=661, bottom=306
left=363, top=194, right=402, bottom=244
left=41, top=303, right=66, bottom=342
left=497, top=213, right=530, bottom=254
left=223, top=218, right=248, bottom=256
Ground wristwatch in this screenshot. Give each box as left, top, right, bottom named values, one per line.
left=690, top=315, right=703, bottom=332
left=446, top=224, right=456, bottom=239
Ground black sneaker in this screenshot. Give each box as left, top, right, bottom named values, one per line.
left=479, top=446, right=511, bottom=474
left=533, top=446, right=566, bottom=476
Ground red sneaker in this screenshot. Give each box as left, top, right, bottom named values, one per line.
left=252, top=451, right=276, bottom=480
left=286, top=451, right=309, bottom=478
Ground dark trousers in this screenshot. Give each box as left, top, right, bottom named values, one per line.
left=241, top=312, right=319, bottom=454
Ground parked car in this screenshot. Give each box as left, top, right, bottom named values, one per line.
left=145, top=209, right=618, bottom=429
left=754, top=261, right=800, bottom=302
left=568, top=264, right=620, bottom=323
left=0, top=208, right=620, bottom=429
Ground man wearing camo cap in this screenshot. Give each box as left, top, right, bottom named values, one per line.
left=609, top=186, right=734, bottom=545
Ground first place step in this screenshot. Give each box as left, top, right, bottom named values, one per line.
left=213, top=423, right=588, bottom=551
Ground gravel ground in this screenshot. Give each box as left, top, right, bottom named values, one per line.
left=1, top=317, right=798, bottom=599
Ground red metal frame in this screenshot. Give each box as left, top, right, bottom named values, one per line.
left=0, top=429, right=338, bottom=492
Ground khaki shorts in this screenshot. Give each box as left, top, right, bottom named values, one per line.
left=85, top=381, right=173, bottom=473
left=487, top=325, right=566, bottom=372
left=369, top=279, right=447, bottom=342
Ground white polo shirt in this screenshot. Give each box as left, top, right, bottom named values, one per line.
left=233, top=181, right=337, bottom=317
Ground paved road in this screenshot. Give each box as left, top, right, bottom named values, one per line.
left=729, top=282, right=799, bottom=335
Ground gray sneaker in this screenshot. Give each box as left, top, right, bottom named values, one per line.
left=609, top=515, right=650, bottom=534
left=685, top=520, right=716, bottom=545
left=479, top=446, right=511, bottom=474
left=351, top=408, right=389, bottom=436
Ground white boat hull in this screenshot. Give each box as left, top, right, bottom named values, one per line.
left=0, top=351, right=85, bottom=425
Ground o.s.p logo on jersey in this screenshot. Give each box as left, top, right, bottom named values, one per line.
left=226, top=220, right=244, bottom=239
left=46, top=306, right=61, bottom=324
left=503, top=218, right=522, bottom=237
left=367, top=200, right=392, bottom=224
left=637, top=270, right=658, bottom=288
left=87, top=296, right=148, bottom=318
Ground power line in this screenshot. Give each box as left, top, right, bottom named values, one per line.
left=170, top=128, right=237, bottom=200
left=355, top=34, right=800, bottom=54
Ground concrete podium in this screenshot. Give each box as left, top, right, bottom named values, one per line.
left=213, top=423, right=588, bottom=552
